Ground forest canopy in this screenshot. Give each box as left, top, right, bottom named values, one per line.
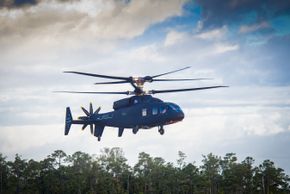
left=0, top=147, right=289, bottom=194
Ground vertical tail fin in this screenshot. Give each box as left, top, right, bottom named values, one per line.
left=65, top=107, right=73, bottom=135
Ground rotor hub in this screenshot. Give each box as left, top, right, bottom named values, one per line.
left=132, top=77, right=145, bottom=86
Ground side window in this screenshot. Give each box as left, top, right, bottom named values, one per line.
left=152, top=107, right=158, bottom=115
left=160, top=106, right=167, bottom=114
left=142, top=108, right=147, bottom=116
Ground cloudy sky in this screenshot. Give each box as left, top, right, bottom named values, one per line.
left=1, top=0, right=290, bottom=172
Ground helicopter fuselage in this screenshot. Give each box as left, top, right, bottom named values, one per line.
left=99, top=100, right=184, bottom=129
left=66, top=95, right=184, bottom=140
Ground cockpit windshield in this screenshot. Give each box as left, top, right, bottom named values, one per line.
left=167, top=103, right=181, bottom=112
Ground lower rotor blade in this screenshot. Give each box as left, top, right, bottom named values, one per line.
left=150, top=86, right=228, bottom=94
left=81, top=107, right=90, bottom=116
left=54, top=91, right=130, bottom=95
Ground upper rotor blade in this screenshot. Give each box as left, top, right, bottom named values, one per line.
left=94, top=81, right=129, bottom=85
left=150, top=86, right=228, bottom=94
left=63, top=71, right=129, bottom=81
left=54, top=91, right=130, bottom=95
left=151, top=66, right=191, bottom=78
left=152, top=78, right=212, bottom=82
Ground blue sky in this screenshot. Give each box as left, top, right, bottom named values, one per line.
left=0, top=0, right=290, bottom=172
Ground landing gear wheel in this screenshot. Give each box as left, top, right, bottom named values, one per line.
left=97, top=136, right=101, bottom=141
left=158, top=126, right=164, bottom=135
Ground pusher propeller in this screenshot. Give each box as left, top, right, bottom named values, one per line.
left=78, top=103, right=101, bottom=135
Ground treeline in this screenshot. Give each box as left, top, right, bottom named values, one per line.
left=0, top=148, right=289, bottom=194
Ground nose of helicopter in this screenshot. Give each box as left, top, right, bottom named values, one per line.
left=166, top=103, right=185, bottom=122
left=165, top=110, right=184, bottom=125
left=175, top=110, right=184, bottom=121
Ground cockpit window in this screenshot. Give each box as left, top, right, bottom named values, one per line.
left=160, top=106, right=167, bottom=114
left=168, top=103, right=181, bottom=112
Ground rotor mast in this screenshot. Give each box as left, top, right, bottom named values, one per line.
left=131, top=77, right=147, bottom=95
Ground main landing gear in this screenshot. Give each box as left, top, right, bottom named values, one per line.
left=132, top=126, right=164, bottom=135
left=158, top=126, right=164, bottom=135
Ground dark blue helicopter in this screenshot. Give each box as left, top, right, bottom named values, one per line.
left=58, top=67, right=227, bottom=141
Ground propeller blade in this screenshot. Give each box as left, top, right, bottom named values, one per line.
left=152, top=78, right=212, bottom=82
left=81, top=107, right=90, bottom=116
left=149, top=86, right=228, bottom=94
left=63, top=71, right=129, bottom=81
left=94, top=81, right=129, bottom=85
left=54, top=91, right=131, bottom=95
left=89, top=103, right=93, bottom=114
left=151, top=66, right=191, bottom=78
left=90, top=124, right=94, bottom=135
left=82, top=124, right=88, bottom=130
left=94, top=107, right=101, bottom=114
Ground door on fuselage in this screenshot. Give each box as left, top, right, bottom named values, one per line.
left=138, top=103, right=168, bottom=128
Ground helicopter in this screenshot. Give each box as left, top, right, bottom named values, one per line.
left=58, top=66, right=227, bottom=141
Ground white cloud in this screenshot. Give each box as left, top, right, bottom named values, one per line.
left=0, top=124, right=63, bottom=153
left=213, top=43, right=239, bottom=54
left=121, top=44, right=165, bottom=63
left=196, top=26, right=228, bottom=40
left=164, top=30, right=188, bottom=47
left=239, top=21, right=270, bottom=33
left=0, top=0, right=185, bottom=41
left=162, top=27, right=238, bottom=58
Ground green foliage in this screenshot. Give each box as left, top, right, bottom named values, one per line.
left=0, top=149, right=289, bottom=194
